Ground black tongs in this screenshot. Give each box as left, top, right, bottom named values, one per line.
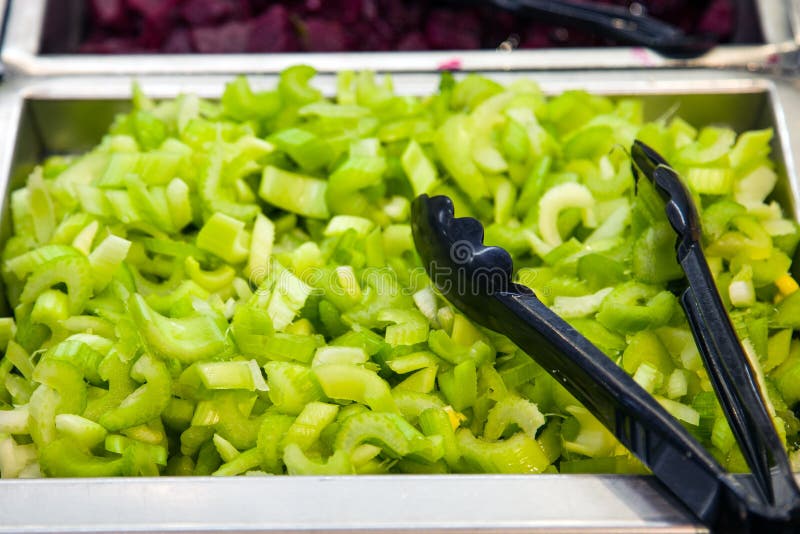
left=410, top=141, right=800, bottom=531
left=450, top=0, right=716, bottom=58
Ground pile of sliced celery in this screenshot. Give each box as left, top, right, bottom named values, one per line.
left=1, top=67, right=799, bottom=478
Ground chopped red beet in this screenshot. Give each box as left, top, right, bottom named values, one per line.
left=192, top=20, right=250, bottom=53
left=88, top=0, right=127, bottom=27
left=246, top=5, right=299, bottom=53
left=71, top=0, right=742, bottom=54
left=300, top=18, right=352, bottom=52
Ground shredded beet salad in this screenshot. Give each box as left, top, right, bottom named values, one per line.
left=78, top=0, right=736, bottom=54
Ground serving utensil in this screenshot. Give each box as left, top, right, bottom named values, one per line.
left=411, top=141, right=800, bottom=531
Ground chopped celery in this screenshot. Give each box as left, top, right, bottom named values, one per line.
left=1, top=69, right=798, bottom=479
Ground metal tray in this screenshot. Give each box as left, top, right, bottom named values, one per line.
left=1, top=0, right=798, bottom=76
left=0, top=68, right=799, bottom=532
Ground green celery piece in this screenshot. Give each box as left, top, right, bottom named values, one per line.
left=282, top=401, right=339, bottom=451
left=278, top=65, right=322, bottom=106
left=208, top=391, right=264, bottom=450
left=313, top=363, right=397, bottom=413
left=434, top=115, right=489, bottom=200
left=401, top=140, right=438, bottom=196
left=563, top=405, right=617, bottom=458
left=260, top=166, right=329, bottom=219
left=257, top=413, right=295, bottom=473
left=213, top=447, right=262, bottom=476
left=128, top=293, right=230, bottom=363
left=192, top=439, right=222, bottom=475
left=54, top=414, right=108, bottom=449
left=270, top=128, right=334, bottom=171
left=221, top=76, right=281, bottom=121
left=196, top=360, right=266, bottom=392
left=5, top=244, right=80, bottom=280
left=246, top=214, right=275, bottom=279
left=196, top=212, right=251, bottom=264
left=27, top=170, right=56, bottom=245
left=264, top=361, right=325, bottom=416
left=418, top=408, right=461, bottom=469
left=457, top=428, right=550, bottom=474
left=334, top=411, right=411, bottom=458
left=19, top=255, right=92, bottom=315
left=199, top=147, right=261, bottom=223
left=45, top=334, right=112, bottom=386
left=438, top=360, right=478, bottom=412
left=162, top=398, right=195, bottom=433
left=33, top=358, right=87, bottom=416
left=39, top=438, right=124, bottom=477
left=89, top=235, right=132, bottom=293
left=622, top=330, right=674, bottom=377
left=99, top=354, right=171, bottom=431
left=166, top=455, right=196, bottom=476
left=283, top=444, right=353, bottom=475
left=773, top=290, right=800, bottom=328
left=596, top=281, right=677, bottom=334
left=5, top=340, right=33, bottom=381
left=483, top=395, right=545, bottom=441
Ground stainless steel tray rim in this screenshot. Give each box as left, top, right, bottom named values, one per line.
left=1, top=0, right=797, bottom=76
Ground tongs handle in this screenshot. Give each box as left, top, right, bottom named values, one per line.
left=485, top=0, right=715, bottom=58
left=485, top=288, right=749, bottom=528
left=632, top=141, right=800, bottom=519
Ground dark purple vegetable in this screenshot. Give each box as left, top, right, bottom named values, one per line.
left=77, top=0, right=739, bottom=54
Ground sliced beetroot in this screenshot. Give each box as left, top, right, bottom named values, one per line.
left=192, top=20, right=250, bottom=53
left=425, top=9, right=481, bottom=50
left=126, top=0, right=177, bottom=21
left=181, top=0, right=247, bottom=26
left=88, top=0, right=127, bottom=27
left=74, top=0, right=744, bottom=54
left=300, top=18, right=352, bottom=52
left=246, top=5, right=299, bottom=52
left=162, top=27, right=195, bottom=53
left=396, top=32, right=427, bottom=51
left=79, top=36, right=144, bottom=53
left=696, top=0, right=734, bottom=38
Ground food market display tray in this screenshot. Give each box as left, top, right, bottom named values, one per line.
left=0, top=68, right=799, bottom=532
left=1, top=0, right=798, bottom=76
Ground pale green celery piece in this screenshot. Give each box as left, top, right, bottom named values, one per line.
left=457, top=428, right=550, bottom=474
left=213, top=447, right=262, bottom=476
left=54, top=414, right=107, bottom=449
left=259, top=166, right=329, bottom=219
left=434, top=115, right=489, bottom=200
left=196, top=360, right=267, bottom=392
left=401, top=140, right=438, bottom=196
left=655, top=396, right=700, bottom=426
left=88, top=235, right=132, bottom=293
left=563, top=406, right=617, bottom=458
left=324, top=215, right=375, bottom=238
left=246, top=214, right=275, bottom=279
left=165, top=178, right=193, bottom=230
left=196, top=212, right=251, bottom=264
left=282, top=401, right=339, bottom=451
left=312, top=346, right=369, bottom=367
left=314, top=363, right=397, bottom=413
left=0, top=405, right=30, bottom=434
left=283, top=444, right=353, bottom=475
left=129, top=293, right=230, bottom=363
left=537, top=182, right=596, bottom=247
left=483, top=396, right=545, bottom=441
